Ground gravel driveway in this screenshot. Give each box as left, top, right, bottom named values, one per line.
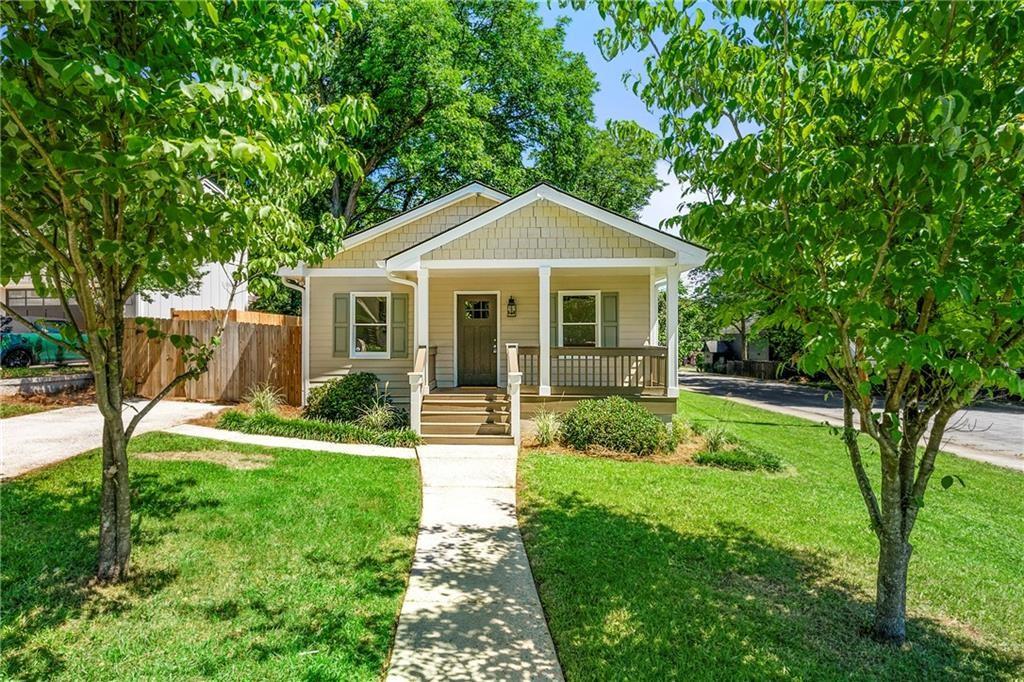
left=1, top=400, right=222, bottom=480
left=680, top=373, right=1024, bottom=472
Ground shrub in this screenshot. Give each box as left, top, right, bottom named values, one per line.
left=559, top=396, right=667, bottom=456
left=695, top=445, right=783, bottom=472
left=533, top=411, right=559, bottom=447
left=358, top=394, right=399, bottom=430
left=702, top=426, right=731, bottom=453
left=217, top=410, right=420, bottom=448
left=668, top=414, right=692, bottom=449
left=303, top=373, right=382, bottom=422
left=244, top=382, right=283, bottom=416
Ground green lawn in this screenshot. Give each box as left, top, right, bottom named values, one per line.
left=519, top=390, right=1024, bottom=681
left=2, top=432, right=421, bottom=681
left=0, top=402, right=53, bottom=418
left=0, top=364, right=91, bottom=379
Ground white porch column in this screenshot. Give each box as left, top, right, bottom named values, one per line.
left=649, top=267, right=659, bottom=345
left=416, top=269, right=430, bottom=392
left=538, top=265, right=551, bottom=396
left=666, top=265, right=681, bottom=397
left=300, top=278, right=310, bottom=405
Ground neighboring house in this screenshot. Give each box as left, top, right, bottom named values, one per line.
left=704, top=321, right=769, bottom=367
left=280, top=181, right=707, bottom=445
left=1, top=265, right=246, bottom=333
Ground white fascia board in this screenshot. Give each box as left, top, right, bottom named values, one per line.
left=276, top=265, right=306, bottom=277
left=340, top=183, right=509, bottom=252
left=419, top=258, right=677, bottom=270
left=385, top=183, right=708, bottom=270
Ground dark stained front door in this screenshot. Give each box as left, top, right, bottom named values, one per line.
left=457, top=294, right=497, bottom=386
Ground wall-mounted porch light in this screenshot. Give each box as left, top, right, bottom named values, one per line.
left=506, top=296, right=517, bottom=318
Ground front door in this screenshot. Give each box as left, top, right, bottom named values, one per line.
left=457, top=294, right=497, bottom=386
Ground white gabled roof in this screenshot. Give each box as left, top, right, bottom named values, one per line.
left=338, top=181, right=509, bottom=252
left=383, top=182, right=707, bottom=270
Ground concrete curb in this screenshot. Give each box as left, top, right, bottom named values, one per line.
left=0, top=373, right=92, bottom=396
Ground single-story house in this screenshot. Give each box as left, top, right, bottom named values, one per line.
left=279, top=181, right=707, bottom=445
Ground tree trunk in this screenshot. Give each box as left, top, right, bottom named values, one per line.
left=331, top=171, right=342, bottom=219
left=873, top=534, right=912, bottom=644
left=94, top=323, right=132, bottom=582
left=97, top=408, right=131, bottom=581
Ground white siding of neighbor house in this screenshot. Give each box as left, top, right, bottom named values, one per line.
left=128, top=262, right=247, bottom=319
left=322, top=195, right=502, bottom=268
left=308, top=276, right=415, bottom=404
left=420, top=199, right=675, bottom=261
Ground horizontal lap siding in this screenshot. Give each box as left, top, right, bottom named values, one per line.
left=427, top=270, right=650, bottom=388
left=308, top=277, right=414, bottom=404
left=421, top=199, right=675, bottom=260
left=429, top=272, right=539, bottom=388
left=322, top=196, right=501, bottom=268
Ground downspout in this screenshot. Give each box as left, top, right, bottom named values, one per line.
left=280, top=274, right=308, bottom=405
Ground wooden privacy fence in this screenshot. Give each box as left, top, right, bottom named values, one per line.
left=170, top=308, right=300, bottom=326
left=124, top=318, right=302, bottom=405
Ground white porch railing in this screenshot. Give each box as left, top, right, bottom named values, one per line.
left=518, top=346, right=668, bottom=394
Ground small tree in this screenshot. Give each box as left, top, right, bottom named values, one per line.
left=0, top=0, right=372, bottom=582
left=589, top=0, right=1024, bottom=643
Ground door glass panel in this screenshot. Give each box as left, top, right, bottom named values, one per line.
left=464, top=300, right=490, bottom=319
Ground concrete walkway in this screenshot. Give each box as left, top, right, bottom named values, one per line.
left=387, top=444, right=562, bottom=681
left=680, top=373, right=1024, bottom=472
left=0, top=400, right=220, bottom=480
left=164, top=424, right=417, bottom=459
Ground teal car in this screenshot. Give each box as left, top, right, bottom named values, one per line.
left=0, top=318, right=87, bottom=367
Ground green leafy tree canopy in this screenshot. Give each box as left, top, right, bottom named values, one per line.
left=586, top=0, right=1024, bottom=645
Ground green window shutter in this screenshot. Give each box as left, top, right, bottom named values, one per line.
left=333, top=294, right=349, bottom=357
left=391, top=293, right=408, bottom=358
left=601, top=292, right=619, bottom=347
left=550, top=293, right=558, bottom=347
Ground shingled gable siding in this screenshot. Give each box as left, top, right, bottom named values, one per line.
left=322, top=195, right=502, bottom=269
left=420, top=199, right=676, bottom=261
left=427, top=269, right=651, bottom=388
left=308, top=276, right=415, bottom=404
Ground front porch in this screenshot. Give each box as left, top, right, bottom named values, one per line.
left=406, top=264, right=687, bottom=445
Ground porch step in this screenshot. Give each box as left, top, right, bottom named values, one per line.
left=419, top=390, right=513, bottom=445
left=421, top=398, right=510, bottom=412
left=421, top=434, right=515, bottom=446
left=421, top=410, right=510, bottom=424
left=422, top=422, right=511, bottom=436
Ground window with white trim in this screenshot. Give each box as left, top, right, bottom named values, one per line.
left=559, top=291, right=600, bottom=347
left=351, top=292, right=390, bottom=358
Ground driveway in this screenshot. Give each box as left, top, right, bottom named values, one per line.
left=679, top=373, right=1024, bottom=472
left=1, top=400, right=222, bottom=480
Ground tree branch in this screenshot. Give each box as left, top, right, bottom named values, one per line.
left=843, top=393, right=883, bottom=538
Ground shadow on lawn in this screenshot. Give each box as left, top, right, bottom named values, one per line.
left=0, top=468, right=220, bottom=679
left=520, top=493, right=1023, bottom=681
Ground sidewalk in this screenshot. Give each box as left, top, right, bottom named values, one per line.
left=387, top=444, right=563, bottom=681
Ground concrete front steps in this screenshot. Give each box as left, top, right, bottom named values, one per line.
left=420, top=390, right=514, bottom=445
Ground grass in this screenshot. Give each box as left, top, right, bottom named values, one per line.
left=0, top=364, right=91, bottom=379
left=518, top=390, right=1024, bottom=681
left=1, top=432, right=421, bottom=680
left=217, top=409, right=420, bottom=448
left=0, top=401, right=54, bottom=418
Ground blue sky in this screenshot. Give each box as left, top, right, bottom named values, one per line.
left=537, top=2, right=727, bottom=229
